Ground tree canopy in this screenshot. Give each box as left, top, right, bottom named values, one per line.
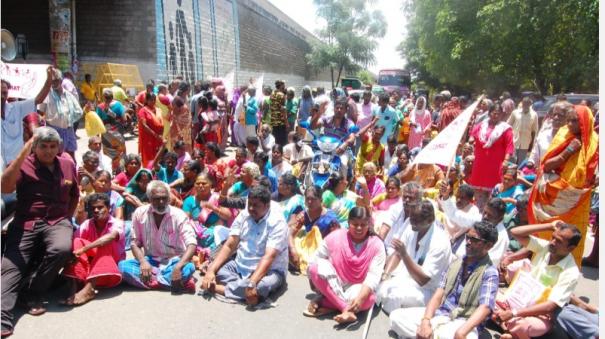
left=400, top=0, right=598, bottom=95
left=307, top=0, right=387, bottom=88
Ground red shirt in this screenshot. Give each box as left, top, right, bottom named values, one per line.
left=15, top=153, right=79, bottom=231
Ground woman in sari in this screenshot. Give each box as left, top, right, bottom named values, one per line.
left=355, top=125, right=385, bottom=175
left=273, top=173, right=304, bottom=222
left=182, top=172, right=234, bottom=251
left=288, top=186, right=340, bottom=273
left=467, top=101, right=514, bottom=209
left=122, top=168, right=153, bottom=221
left=372, top=177, right=402, bottom=232
left=137, top=93, right=164, bottom=167
left=322, top=172, right=361, bottom=229
left=203, top=142, right=227, bottom=190
left=492, top=164, right=525, bottom=214
left=355, top=162, right=386, bottom=202
left=169, top=96, right=192, bottom=152
left=112, top=154, right=141, bottom=193
left=169, top=159, right=203, bottom=207
left=529, top=104, right=598, bottom=265
left=407, top=96, right=432, bottom=150
left=305, top=206, right=386, bottom=324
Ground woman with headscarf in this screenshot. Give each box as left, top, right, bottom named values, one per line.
left=467, top=101, right=514, bottom=209
left=136, top=93, right=164, bottom=167
left=169, top=96, right=192, bottom=152
left=528, top=104, right=598, bottom=266
left=122, top=168, right=153, bottom=220
left=407, top=96, right=432, bottom=150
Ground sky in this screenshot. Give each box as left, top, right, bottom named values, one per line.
left=267, top=0, right=407, bottom=74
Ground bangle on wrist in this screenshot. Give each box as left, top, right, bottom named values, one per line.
left=421, top=317, right=431, bottom=322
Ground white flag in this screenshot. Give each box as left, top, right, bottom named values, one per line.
left=412, top=96, right=482, bottom=167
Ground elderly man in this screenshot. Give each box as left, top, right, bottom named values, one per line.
left=494, top=221, right=581, bottom=339
left=377, top=200, right=452, bottom=313
left=110, top=79, right=129, bottom=104
left=88, top=135, right=112, bottom=172
left=389, top=221, right=499, bottom=339
left=526, top=101, right=568, bottom=170
left=1, top=68, right=52, bottom=167
left=201, top=185, right=288, bottom=305
left=438, top=183, right=482, bottom=249
left=1, top=127, right=79, bottom=337
left=43, top=69, right=83, bottom=159
left=507, top=96, right=539, bottom=164
left=118, top=180, right=197, bottom=292
left=378, top=181, right=423, bottom=243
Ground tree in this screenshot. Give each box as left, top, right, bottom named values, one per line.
left=400, top=0, right=598, bottom=95
left=307, top=0, right=387, bottom=89
left=356, top=69, right=375, bottom=85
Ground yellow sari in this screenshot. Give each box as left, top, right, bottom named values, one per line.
left=529, top=105, right=598, bottom=265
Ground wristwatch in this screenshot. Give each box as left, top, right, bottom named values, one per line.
left=246, top=280, right=257, bottom=289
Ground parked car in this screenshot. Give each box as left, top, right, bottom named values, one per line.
left=534, top=93, right=598, bottom=118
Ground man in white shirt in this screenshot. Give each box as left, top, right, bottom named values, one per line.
left=1, top=68, right=52, bottom=167
left=378, top=181, right=423, bottom=243
left=437, top=183, right=482, bottom=249
left=201, top=185, right=288, bottom=306
left=456, top=198, right=509, bottom=266
left=87, top=136, right=113, bottom=172
left=377, top=200, right=452, bottom=313
left=283, top=133, right=313, bottom=178
left=507, top=96, right=539, bottom=164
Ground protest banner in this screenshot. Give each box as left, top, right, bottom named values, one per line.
left=0, top=62, right=50, bottom=99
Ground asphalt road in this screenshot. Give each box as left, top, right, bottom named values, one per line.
left=7, top=128, right=599, bottom=339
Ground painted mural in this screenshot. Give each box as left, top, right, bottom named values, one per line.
left=163, top=0, right=197, bottom=81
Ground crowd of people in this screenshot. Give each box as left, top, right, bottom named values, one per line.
left=0, top=66, right=600, bottom=339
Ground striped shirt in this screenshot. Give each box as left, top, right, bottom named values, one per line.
left=436, top=256, right=499, bottom=318
left=131, top=205, right=197, bottom=263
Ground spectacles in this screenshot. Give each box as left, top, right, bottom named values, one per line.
left=465, top=234, right=486, bottom=244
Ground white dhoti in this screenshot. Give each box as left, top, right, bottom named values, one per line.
left=376, top=273, right=431, bottom=313
left=389, top=307, right=479, bottom=339
left=245, top=124, right=257, bottom=139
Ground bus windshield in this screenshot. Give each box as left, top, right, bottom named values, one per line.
left=378, top=70, right=411, bottom=87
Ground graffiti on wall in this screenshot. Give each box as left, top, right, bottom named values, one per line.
left=163, top=0, right=196, bottom=81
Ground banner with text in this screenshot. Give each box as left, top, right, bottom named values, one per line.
left=1, top=62, right=50, bottom=99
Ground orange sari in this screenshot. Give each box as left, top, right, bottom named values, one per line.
left=528, top=105, right=598, bottom=265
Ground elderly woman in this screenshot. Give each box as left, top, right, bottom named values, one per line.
left=137, top=92, right=164, bottom=167
left=169, top=159, right=204, bottom=207
left=322, top=172, right=361, bottom=229
left=492, top=164, right=525, bottom=214
left=355, top=162, right=386, bottom=202
left=228, top=162, right=261, bottom=199
left=467, top=101, right=514, bottom=209
left=305, top=207, right=386, bottom=324
left=78, top=151, right=100, bottom=194
left=355, top=125, right=385, bottom=175
left=387, top=145, right=411, bottom=179
left=529, top=104, right=598, bottom=265
left=169, top=96, right=193, bottom=152
left=288, top=186, right=340, bottom=273
left=273, top=173, right=305, bottom=222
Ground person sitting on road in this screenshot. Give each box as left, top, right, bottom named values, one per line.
left=371, top=177, right=402, bottom=233
left=377, top=200, right=452, bottom=313
left=75, top=170, right=125, bottom=225
left=377, top=181, right=422, bottom=242
left=304, top=206, right=386, bottom=324
left=437, top=183, right=482, bottom=251
left=282, top=133, right=313, bottom=178
left=62, top=193, right=125, bottom=306
left=112, top=153, right=141, bottom=193
left=152, top=150, right=183, bottom=185
left=253, top=151, right=278, bottom=193
left=389, top=221, right=499, bottom=339
left=227, top=162, right=261, bottom=199
left=355, top=125, right=385, bottom=175
left=123, top=168, right=153, bottom=221
left=321, top=172, right=361, bottom=229
left=555, top=294, right=599, bottom=339
left=270, top=144, right=292, bottom=177
left=169, top=159, right=203, bottom=207
left=201, top=185, right=289, bottom=305
left=492, top=221, right=581, bottom=339
left=354, top=162, right=386, bottom=203
left=118, top=180, right=197, bottom=292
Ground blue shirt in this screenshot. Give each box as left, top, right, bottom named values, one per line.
left=373, top=105, right=401, bottom=144
left=245, top=97, right=259, bottom=125
left=96, top=101, right=125, bottom=122
left=182, top=195, right=201, bottom=220
left=264, top=168, right=278, bottom=193
left=155, top=166, right=183, bottom=184
left=229, top=205, right=289, bottom=277
left=437, top=256, right=499, bottom=321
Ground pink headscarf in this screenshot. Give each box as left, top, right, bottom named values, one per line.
left=324, top=228, right=383, bottom=284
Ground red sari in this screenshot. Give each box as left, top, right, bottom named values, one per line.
left=137, top=105, right=164, bottom=167
left=467, top=121, right=514, bottom=190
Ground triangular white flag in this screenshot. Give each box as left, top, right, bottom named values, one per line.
left=412, top=96, right=483, bottom=167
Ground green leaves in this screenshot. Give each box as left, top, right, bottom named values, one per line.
left=401, top=0, right=598, bottom=95
left=307, top=0, right=387, bottom=88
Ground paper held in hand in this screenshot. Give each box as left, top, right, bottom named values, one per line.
left=503, top=270, right=548, bottom=311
